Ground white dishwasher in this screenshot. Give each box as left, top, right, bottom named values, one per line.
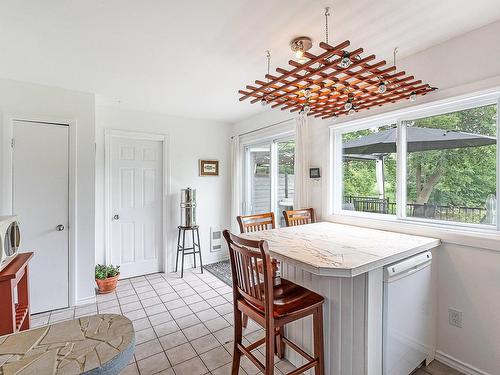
left=383, top=251, right=433, bottom=375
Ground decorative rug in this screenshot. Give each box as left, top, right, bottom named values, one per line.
left=203, top=260, right=232, bottom=286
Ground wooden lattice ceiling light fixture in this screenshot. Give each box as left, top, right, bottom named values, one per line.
left=239, top=7, right=437, bottom=119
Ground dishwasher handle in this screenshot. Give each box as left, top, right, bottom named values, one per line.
left=384, top=251, right=432, bottom=283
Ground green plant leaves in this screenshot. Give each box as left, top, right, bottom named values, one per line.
left=95, top=264, right=120, bottom=280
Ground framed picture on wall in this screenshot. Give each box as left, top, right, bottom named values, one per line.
left=199, top=160, right=219, bottom=176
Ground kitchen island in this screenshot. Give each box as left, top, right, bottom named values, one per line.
left=242, top=222, right=440, bottom=375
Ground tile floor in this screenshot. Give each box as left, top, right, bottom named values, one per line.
left=31, top=268, right=297, bottom=375
left=31, top=268, right=463, bottom=375
left=415, top=360, right=464, bottom=375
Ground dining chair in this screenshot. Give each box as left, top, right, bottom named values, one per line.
left=236, top=212, right=278, bottom=329
left=282, top=208, right=315, bottom=227
left=237, top=212, right=275, bottom=233
left=223, top=230, right=325, bottom=375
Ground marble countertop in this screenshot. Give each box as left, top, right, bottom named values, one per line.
left=241, top=222, right=440, bottom=277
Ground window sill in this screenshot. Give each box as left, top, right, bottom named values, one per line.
left=326, top=213, right=500, bottom=252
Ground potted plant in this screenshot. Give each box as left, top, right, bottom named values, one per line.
left=95, top=264, right=120, bottom=294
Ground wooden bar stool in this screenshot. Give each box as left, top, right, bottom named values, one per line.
left=223, top=230, right=325, bottom=375
left=236, top=212, right=279, bottom=330
left=282, top=208, right=315, bottom=227
left=175, top=225, right=203, bottom=278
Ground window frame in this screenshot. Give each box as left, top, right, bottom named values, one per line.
left=329, top=89, right=500, bottom=233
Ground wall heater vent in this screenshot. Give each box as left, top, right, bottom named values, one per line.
left=210, top=227, right=222, bottom=252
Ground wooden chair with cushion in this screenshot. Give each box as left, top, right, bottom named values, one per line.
left=282, top=208, right=315, bottom=227
left=223, top=230, right=325, bottom=375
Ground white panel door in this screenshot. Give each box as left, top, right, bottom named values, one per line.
left=110, top=136, right=163, bottom=278
left=12, top=120, right=69, bottom=314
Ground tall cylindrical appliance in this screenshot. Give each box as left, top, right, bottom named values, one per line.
left=180, top=188, right=196, bottom=227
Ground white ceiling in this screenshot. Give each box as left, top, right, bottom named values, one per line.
left=0, top=0, right=499, bottom=124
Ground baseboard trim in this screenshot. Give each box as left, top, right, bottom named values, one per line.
left=76, top=295, right=96, bottom=306
left=435, top=351, right=491, bottom=375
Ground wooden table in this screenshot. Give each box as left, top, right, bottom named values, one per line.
left=243, top=222, right=440, bottom=375
left=0, top=253, right=34, bottom=336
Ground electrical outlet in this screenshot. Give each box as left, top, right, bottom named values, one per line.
left=448, top=308, right=463, bottom=328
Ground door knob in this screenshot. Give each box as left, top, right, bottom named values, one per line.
left=113, top=214, right=119, bottom=220
left=56, top=224, right=65, bottom=231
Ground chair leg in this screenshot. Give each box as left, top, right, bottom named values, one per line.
left=192, top=229, right=197, bottom=268
left=175, top=227, right=181, bottom=272
left=265, top=321, right=275, bottom=375
left=242, top=314, right=248, bottom=328
left=196, top=227, right=203, bottom=273
left=180, top=229, right=186, bottom=278
left=313, top=306, right=325, bottom=375
left=232, top=309, right=243, bottom=375
left=275, top=327, right=285, bottom=359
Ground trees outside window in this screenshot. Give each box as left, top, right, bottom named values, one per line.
left=337, top=101, right=498, bottom=227
left=406, top=104, right=497, bottom=224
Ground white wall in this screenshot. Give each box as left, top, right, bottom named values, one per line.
left=0, top=78, right=96, bottom=305
left=95, top=105, right=231, bottom=271
left=435, top=243, right=500, bottom=374
left=233, top=20, right=500, bottom=374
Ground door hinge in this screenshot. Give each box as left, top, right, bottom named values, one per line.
left=10, top=138, right=15, bottom=148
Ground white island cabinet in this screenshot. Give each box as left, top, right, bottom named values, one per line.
left=242, top=222, right=440, bottom=375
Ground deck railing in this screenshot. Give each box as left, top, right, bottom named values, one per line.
left=343, top=195, right=488, bottom=224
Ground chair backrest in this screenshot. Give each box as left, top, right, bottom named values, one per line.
left=283, top=208, right=315, bottom=227
left=223, top=230, right=274, bottom=316
left=237, top=212, right=275, bottom=233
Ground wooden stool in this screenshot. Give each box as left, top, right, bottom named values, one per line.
left=223, top=230, right=325, bottom=375
left=236, top=212, right=279, bottom=330
left=0, top=252, right=34, bottom=336
left=175, top=225, right=203, bottom=278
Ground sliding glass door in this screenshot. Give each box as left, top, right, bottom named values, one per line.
left=276, top=140, right=295, bottom=226
left=244, top=143, right=272, bottom=215
left=243, top=137, right=295, bottom=226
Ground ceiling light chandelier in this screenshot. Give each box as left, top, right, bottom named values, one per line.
left=339, top=52, right=352, bottom=69
left=299, top=86, right=312, bottom=116
left=344, top=96, right=353, bottom=111
left=239, top=7, right=437, bottom=118
left=299, top=103, right=311, bottom=116
left=290, top=36, right=313, bottom=62
left=378, top=81, right=387, bottom=94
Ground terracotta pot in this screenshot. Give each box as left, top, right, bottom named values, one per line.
left=96, top=274, right=120, bottom=294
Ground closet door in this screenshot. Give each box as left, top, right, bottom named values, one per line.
left=13, top=120, right=69, bottom=313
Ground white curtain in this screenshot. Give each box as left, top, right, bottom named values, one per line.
left=294, top=115, right=309, bottom=209
left=230, top=136, right=241, bottom=233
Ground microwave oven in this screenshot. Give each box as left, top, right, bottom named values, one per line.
left=0, top=215, right=21, bottom=270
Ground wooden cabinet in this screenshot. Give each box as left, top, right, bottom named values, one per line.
left=0, top=252, right=33, bottom=335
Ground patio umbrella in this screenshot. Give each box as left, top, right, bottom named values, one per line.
left=343, top=126, right=497, bottom=204
left=343, top=127, right=497, bottom=154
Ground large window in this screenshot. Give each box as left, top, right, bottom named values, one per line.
left=333, top=95, right=499, bottom=230
left=244, top=137, right=295, bottom=226
left=405, top=105, right=497, bottom=225
left=342, top=124, right=397, bottom=216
